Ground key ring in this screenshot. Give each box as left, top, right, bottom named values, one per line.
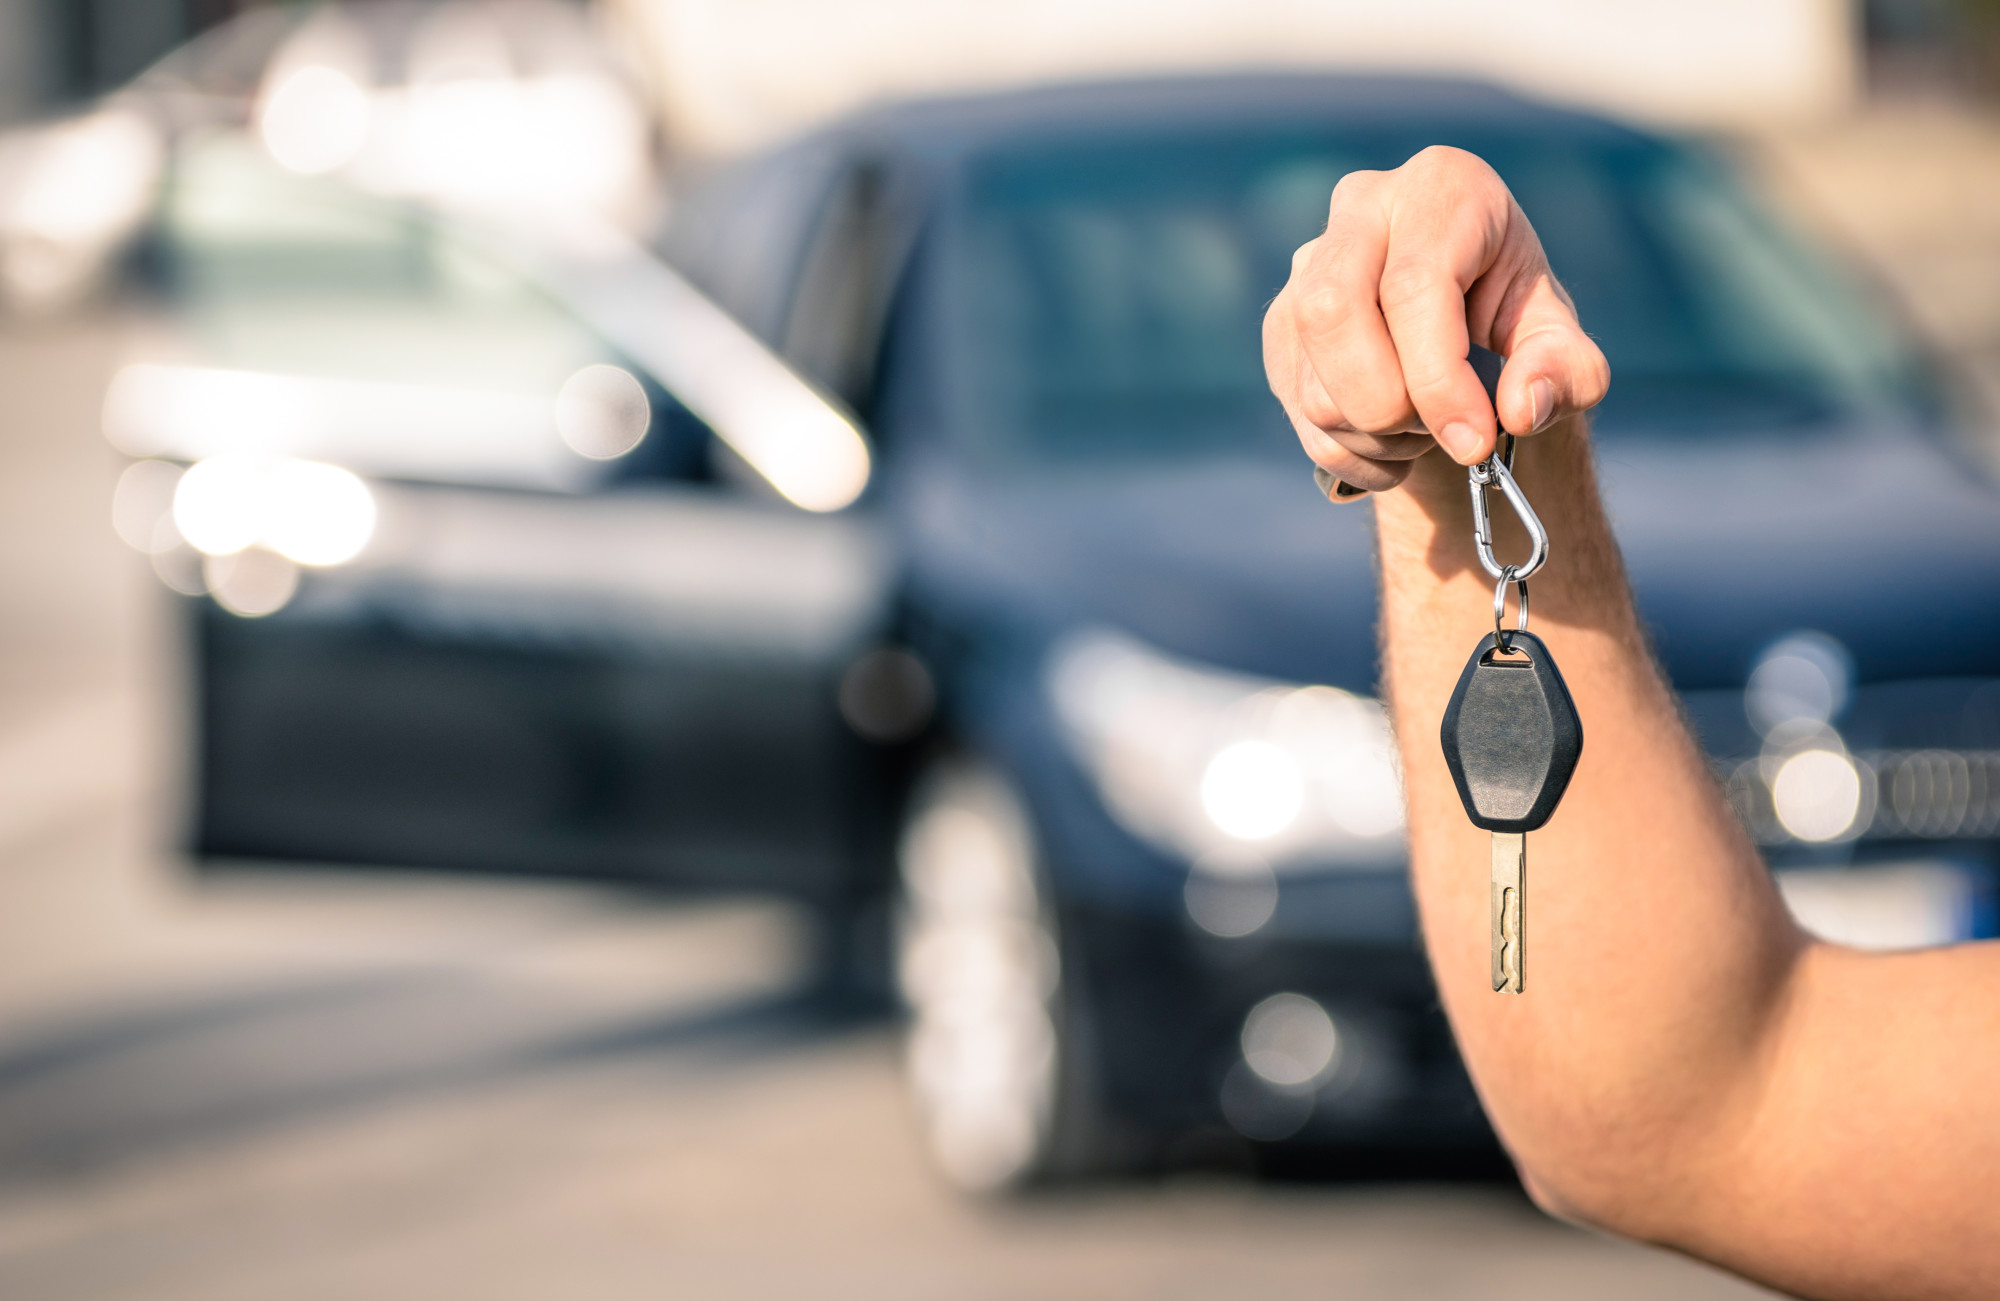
left=1492, top=566, right=1529, bottom=653
left=1468, top=433, right=1548, bottom=584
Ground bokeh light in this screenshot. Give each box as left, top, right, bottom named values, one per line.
left=259, top=66, right=372, bottom=175
left=837, top=646, right=936, bottom=743
left=1772, top=748, right=1864, bottom=843
left=203, top=548, right=301, bottom=618
left=554, top=364, right=651, bottom=460
left=1240, top=992, right=1340, bottom=1088
left=171, top=455, right=376, bottom=567
left=110, top=459, right=185, bottom=554
left=1183, top=855, right=1278, bottom=938
left=1746, top=630, right=1853, bottom=735
left=173, top=456, right=268, bottom=556
left=261, top=460, right=378, bottom=566
left=1200, top=739, right=1304, bottom=841
left=1047, top=631, right=1406, bottom=868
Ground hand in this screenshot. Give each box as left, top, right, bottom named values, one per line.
left=1263, top=146, right=1609, bottom=496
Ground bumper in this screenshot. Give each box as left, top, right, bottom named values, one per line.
left=1064, top=890, right=1491, bottom=1150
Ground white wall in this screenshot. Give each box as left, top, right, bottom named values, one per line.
left=608, top=0, right=1859, bottom=156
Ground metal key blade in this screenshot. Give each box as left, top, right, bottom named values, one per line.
left=1490, top=832, right=1525, bottom=993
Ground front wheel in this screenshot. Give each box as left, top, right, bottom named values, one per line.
left=895, top=759, right=1127, bottom=1190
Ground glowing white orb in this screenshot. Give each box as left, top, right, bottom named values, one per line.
left=1201, top=739, right=1303, bottom=841
left=203, top=548, right=300, bottom=618
left=555, top=364, right=650, bottom=460
left=261, top=460, right=376, bottom=566
left=1773, top=749, right=1863, bottom=843
left=1241, top=992, right=1339, bottom=1088
left=260, top=66, right=370, bottom=175
left=172, top=456, right=266, bottom=556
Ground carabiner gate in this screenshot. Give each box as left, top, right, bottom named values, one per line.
left=1467, top=434, right=1548, bottom=584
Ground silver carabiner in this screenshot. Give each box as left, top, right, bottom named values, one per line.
left=1467, top=434, right=1548, bottom=583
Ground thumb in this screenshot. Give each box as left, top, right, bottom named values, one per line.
left=1493, top=309, right=1609, bottom=437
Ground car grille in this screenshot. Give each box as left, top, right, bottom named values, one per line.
left=1724, top=749, right=2000, bottom=846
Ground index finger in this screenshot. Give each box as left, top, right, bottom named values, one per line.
left=1376, top=247, right=1500, bottom=465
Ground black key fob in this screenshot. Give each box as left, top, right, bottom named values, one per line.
left=1439, top=631, right=1583, bottom=834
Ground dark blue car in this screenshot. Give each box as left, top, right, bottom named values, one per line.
left=154, top=74, right=2000, bottom=1190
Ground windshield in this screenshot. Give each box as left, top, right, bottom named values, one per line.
left=945, top=125, right=1926, bottom=465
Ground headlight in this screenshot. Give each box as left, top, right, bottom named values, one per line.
left=173, top=455, right=377, bottom=567
left=112, top=454, right=379, bottom=617
left=1047, top=629, right=1404, bottom=871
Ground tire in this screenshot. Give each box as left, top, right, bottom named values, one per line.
left=895, top=758, right=1126, bottom=1190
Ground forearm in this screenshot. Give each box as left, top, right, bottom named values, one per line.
left=1374, top=418, right=1806, bottom=1232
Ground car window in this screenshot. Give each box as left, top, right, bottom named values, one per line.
left=782, top=161, right=903, bottom=416
left=941, top=125, right=1927, bottom=467
left=657, top=142, right=850, bottom=349
left=150, top=133, right=711, bottom=489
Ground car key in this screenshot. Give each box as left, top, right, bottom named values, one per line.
left=1437, top=345, right=1584, bottom=993
left=1440, top=627, right=1583, bottom=991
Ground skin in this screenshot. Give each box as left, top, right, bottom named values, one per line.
left=1264, top=146, right=2000, bottom=1300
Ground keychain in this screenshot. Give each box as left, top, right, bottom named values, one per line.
left=1437, top=345, right=1583, bottom=993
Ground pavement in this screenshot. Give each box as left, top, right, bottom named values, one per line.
left=15, top=85, right=2000, bottom=1295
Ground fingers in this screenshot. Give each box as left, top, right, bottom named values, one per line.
left=1264, top=286, right=1427, bottom=501
left=1482, top=278, right=1611, bottom=437
left=1264, top=321, right=1416, bottom=495
left=1460, top=195, right=1608, bottom=438
left=1494, top=323, right=1610, bottom=437
left=1374, top=150, right=1513, bottom=465
left=1294, top=420, right=1420, bottom=494
left=1290, top=339, right=1431, bottom=460
left=1376, top=254, right=1494, bottom=463
left=1291, top=178, right=1420, bottom=438
left=1264, top=145, right=1608, bottom=492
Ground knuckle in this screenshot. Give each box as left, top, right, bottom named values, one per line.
left=1342, top=391, right=1416, bottom=436
left=1296, top=385, right=1343, bottom=430
left=1376, top=256, right=1446, bottom=310
left=1408, top=144, right=1494, bottom=185
left=1329, top=169, right=1382, bottom=205
left=1399, top=353, right=1461, bottom=398
left=1398, top=146, right=1512, bottom=217
left=1300, top=429, right=1352, bottom=470
left=1293, top=282, right=1359, bottom=340
left=1581, top=347, right=1612, bottom=406
left=1261, top=294, right=1293, bottom=351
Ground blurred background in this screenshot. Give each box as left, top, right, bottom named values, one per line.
left=1, top=1, right=1998, bottom=1296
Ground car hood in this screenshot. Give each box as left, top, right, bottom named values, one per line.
left=898, top=426, right=2000, bottom=692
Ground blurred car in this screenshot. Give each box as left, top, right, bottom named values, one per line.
left=106, top=1, right=887, bottom=917
left=113, top=63, right=2000, bottom=1190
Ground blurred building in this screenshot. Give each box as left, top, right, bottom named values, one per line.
left=610, top=0, right=1866, bottom=156
left=0, top=0, right=274, bottom=123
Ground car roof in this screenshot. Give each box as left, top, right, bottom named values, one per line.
left=824, top=71, right=1651, bottom=161
left=661, top=72, right=1657, bottom=354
